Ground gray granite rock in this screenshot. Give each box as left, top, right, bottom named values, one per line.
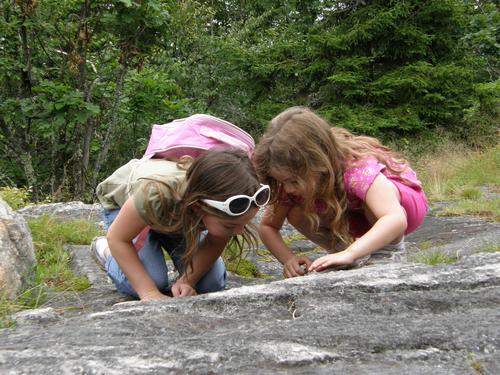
left=17, top=201, right=102, bottom=223
left=0, top=198, right=36, bottom=299
left=0, top=252, right=499, bottom=374
left=12, top=307, right=61, bottom=326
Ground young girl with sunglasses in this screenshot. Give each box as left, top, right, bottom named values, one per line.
left=93, top=148, right=270, bottom=301
left=253, top=107, right=428, bottom=277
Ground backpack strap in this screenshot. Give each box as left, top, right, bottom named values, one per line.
left=133, top=226, right=150, bottom=252
left=199, top=126, right=251, bottom=153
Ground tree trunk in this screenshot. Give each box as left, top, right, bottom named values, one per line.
left=81, top=117, right=95, bottom=195
left=19, top=152, right=37, bottom=194
left=91, top=63, right=128, bottom=190
left=18, top=11, right=38, bottom=200
left=72, top=0, right=91, bottom=200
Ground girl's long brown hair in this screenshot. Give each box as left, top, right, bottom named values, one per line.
left=253, top=106, right=408, bottom=248
left=142, top=148, right=260, bottom=278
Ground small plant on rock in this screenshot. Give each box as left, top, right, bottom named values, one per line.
left=409, top=248, right=460, bottom=265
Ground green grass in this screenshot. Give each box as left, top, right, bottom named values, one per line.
left=28, top=215, right=101, bottom=291
left=223, top=240, right=271, bottom=279
left=408, top=235, right=499, bottom=267
left=445, top=145, right=500, bottom=188
left=409, top=249, right=460, bottom=266
left=417, top=240, right=433, bottom=251
left=0, top=215, right=102, bottom=328
left=459, top=187, right=482, bottom=200
left=466, top=353, right=485, bottom=375
left=0, top=186, right=32, bottom=210
left=413, top=143, right=500, bottom=220
left=480, top=244, right=500, bottom=253
left=226, top=258, right=267, bottom=278
left=0, top=286, right=46, bottom=328
left=439, top=198, right=500, bottom=221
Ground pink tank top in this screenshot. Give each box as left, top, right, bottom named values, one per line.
left=344, top=157, right=422, bottom=208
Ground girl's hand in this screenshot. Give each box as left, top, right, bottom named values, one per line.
left=283, top=256, right=313, bottom=278
left=171, top=281, right=197, bottom=297
left=308, top=250, right=356, bottom=272
left=140, top=289, right=169, bottom=301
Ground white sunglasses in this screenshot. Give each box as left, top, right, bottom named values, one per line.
left=201, top=184, right=271, bottom=216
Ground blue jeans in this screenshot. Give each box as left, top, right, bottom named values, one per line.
left=102, top=209, right=226, bottom=298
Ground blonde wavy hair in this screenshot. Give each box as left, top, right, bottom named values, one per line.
left=253, top=106, right=408, bottom=248
left=142, top=148, right=259, bottom=278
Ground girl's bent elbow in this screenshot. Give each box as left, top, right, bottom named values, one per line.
left=106, top=232, right=125, bottom=250
left=398, top=215, right=408, bottom=234
left=105, top=232, right=114, bottom=244
left=257, top=224, right=268, bottom=239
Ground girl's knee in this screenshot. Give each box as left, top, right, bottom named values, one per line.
left=195, top=258, right=226, bottom=293
left=107, top=251, right=169, bottom=297
left=112, top=269, right=169, bottom=298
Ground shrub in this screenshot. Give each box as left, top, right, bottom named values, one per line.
left=0, top=186, right=32, bottom=210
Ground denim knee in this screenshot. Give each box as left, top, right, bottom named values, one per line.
left=195, top=257, right=227, bottom=293
left=149, top=269, right=169, bottom=292
left=106, top=255, right=170, bottom=298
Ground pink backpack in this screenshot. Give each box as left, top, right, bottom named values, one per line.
left=143, top=114, right=255, bottom=160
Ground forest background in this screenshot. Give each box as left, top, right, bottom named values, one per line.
left=1, top=0, right=498, bottom=203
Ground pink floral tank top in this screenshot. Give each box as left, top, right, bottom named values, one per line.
left=344, top=157, right=422, bottom=208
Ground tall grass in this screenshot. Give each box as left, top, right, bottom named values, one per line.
left=413, top=144, right=499, bottom=200
left=411, top=143, right=500, bottom=220
left=0, top=216, right=102, bottom=327
left=28, top=215, right=100, bottom=291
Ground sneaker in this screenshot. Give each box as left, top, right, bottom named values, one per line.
left=91, top=236, right=109, bottom=271
left=371, top=238, right=405, bottom=259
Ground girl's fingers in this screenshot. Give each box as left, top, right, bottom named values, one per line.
left=283, top=267, right=291, bottom=278
left=284, top=265, right=301, bottom=278
left=311, top=264, right=323, bottom=272
left=310, top=259, right=322, bottom=269
left=294, top=263, right=306, bottom=275
left=310, top=258, right=328, bottom=272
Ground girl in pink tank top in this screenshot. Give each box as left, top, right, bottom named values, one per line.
left=253, top=106, right=428, bottom=277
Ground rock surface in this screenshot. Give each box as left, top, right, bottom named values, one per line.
left=0, top=198, right=36, bottom=299
left=1, top=252, right=499, bottom=374
left=17, top=201, right=102, bottom=222
left=0, top=201, right=499, bottom=374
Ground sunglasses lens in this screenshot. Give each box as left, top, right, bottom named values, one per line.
left=255, top=187, right=271, bottom=206
left=228, top=197, right=251, bottom=215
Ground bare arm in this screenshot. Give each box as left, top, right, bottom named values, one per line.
left=309, top=174, right=407, bottom=271
left=172, top=232, right=228, bottom=296
left=345, top=174, right=407, bottom=259
left=259, top=205, right=312, bottom=277
left=107, top=197, right=167, bottom=301
left=259, top=205, right=291, bottom=263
